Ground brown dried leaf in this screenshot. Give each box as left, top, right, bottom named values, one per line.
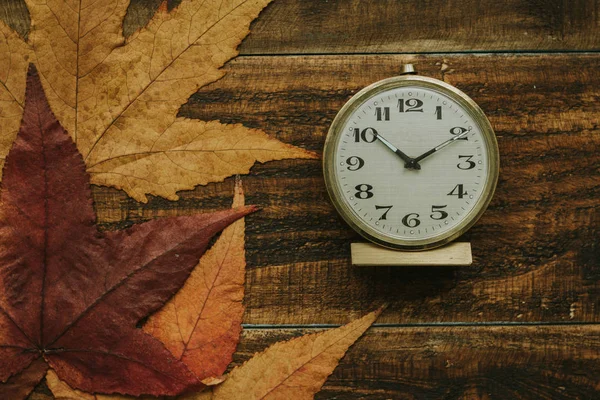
left=0, top=20, right=30, bottom=176
left=13, top=0, right=316, bottom=202
left=144, top=177, right=248, bottom=380
left=211, top=308, right=384, bottom=400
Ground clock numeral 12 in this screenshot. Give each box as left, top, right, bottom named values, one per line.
left=375, top=107, right=390, bottom=121
left=448, top=184, right=468, bottom=199
left=398, top=98, right=424, bottom=113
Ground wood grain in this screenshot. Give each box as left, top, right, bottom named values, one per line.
left=86, top=53, right=600, bottom=325
left=231, top=325, right=600, bottom=399
left=1, top=0, right=599, bottom=52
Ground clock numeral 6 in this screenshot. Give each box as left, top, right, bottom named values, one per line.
left=402, top=213, right=420, bottom=228
left=353, top=127, right=378, bottom=143
left=457, top=155, right=476, bottom=170
left=346, top=156, right=364, bottom=171
left=354, top=184, right=374, bottom=199
left=430, top=205, right=448, bottom=220
left=375, top=205, right=393, bottom=220
left=450, top=126, right=469, bottom=140
left=448, top=184, right=468, bottom=199
left=398, top=98, right=424, bottom=113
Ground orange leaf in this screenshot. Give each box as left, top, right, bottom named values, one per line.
left=144, top=177, right=248, bottom=380
left=1, top=0, right=317, bottom=202
left=211, top=308, right=384, bottom=399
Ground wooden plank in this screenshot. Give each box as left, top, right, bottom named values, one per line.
left=351, top=242, right=473, bottom=266
left=29, top=324, right=600, bottom=397
left=1, top=0, right=599, bottom=53
left=230, top=325, right=600, bottom=399
left=87, top=53, right=600, bottom=324
left=238, top=0, right=600, bottom=54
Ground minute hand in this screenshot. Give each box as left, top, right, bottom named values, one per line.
left=409, top=129, right=470, bottom=166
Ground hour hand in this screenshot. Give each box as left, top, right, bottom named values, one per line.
left=373, top=132, right=421, bottom=170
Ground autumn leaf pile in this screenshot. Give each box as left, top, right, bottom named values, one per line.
left=0, top=1, right=382, bottom=399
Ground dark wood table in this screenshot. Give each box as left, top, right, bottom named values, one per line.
left=3, top=0, right=598, bottom=398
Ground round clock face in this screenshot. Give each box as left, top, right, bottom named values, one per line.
left=324, top=75, right=499, bottom=250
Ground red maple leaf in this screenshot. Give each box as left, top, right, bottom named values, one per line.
left=0, top=65, right=256, bottom=398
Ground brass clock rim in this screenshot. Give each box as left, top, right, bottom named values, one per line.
left=323, top=74, right=500, bottom=251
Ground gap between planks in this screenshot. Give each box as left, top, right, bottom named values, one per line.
left=242, top=321, right=600, bottom=330
left=236, top=50, right=600, bottom=57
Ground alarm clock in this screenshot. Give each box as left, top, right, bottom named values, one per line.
left=323, top=65, right=499, bottom=251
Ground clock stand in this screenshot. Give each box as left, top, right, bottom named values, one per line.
left=350, top=242, right=473, bottom=266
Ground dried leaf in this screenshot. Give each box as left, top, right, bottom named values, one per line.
left=211, top=308, right=384, bottom=400
left=46, top=369, right=128, bottom=400
left=87, top=120, right=316, bottom=202
left=0, top=66, right=255, bottom=398
left=0, top=20, right=30, bottom=177
left=144, top=177, right=248, bottom=380
left=2, top=0, right=317, bottom=202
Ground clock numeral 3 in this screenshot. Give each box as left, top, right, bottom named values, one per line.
left=402, top=213, right=420, bottom=228
left=457, top=155, right=476, bottom=170
left=355, top=184, right=374, bottom=199
left=375, top=205, right=393, bottom=220
left=353, top=127, right=377, bottom=143
left=448, top=184, right=468, bottom=199
left=375, top=107, right=390, bottom=121
left=398, top=98, right=424, bottom=113
left=430, top=205, right=448, bottom=220
left=346, top=156, right=365, bottom=171
left=450, top=127, right=469, bottom=140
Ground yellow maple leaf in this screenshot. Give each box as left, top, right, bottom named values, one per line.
left=0, top=0, right=316, bottom=202
left=208, top=307, right=384, bottom=400
left=144, top=176, right=248, bottom=380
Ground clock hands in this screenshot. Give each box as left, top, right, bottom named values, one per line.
left=372, top=132, right=422, bottom=170
left=406, top=128, right=471, bottom=169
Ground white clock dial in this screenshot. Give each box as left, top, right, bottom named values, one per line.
left=324, top=76, right=499, bottom=250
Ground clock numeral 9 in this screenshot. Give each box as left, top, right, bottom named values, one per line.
left=450, top=126, right=469, bottom=140
left=402, top=213, right=420, bottom=228
left=346, top=156, right=364, bottom=171
left=353, top=127, right=377, bottom=143
left=430, top=205, right=448, bottom=220
left=448, top=184, right=468, bottom=199
left=354, top=184, right=374, bottom=199
left=398, top=98, right=424, bottom=113
left=375, top=107, right=390, bottom=121
left=457, top=155, right=476, bottom=170
left=375, top=205, right=393, bottom=220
